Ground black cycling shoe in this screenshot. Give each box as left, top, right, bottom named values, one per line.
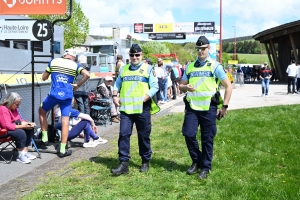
left=57, top=149, right=72, bottom=158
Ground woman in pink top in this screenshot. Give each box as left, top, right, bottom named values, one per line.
left=0, top=92, right=37, bottom=164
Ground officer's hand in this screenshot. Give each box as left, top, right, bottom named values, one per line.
left=186, top=84, right=195, bottom=92
left=143, top=94, right=150, bottom=102
left=217, top=107, right=227, bottom=120
left=71, top=83, right=79, bottom=91
left=113, top=97, right=120, bottom=107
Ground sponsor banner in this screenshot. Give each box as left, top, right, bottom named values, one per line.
left=148, top=33, right=186, bottom=40
left=134, top=22, right=215, bottom=33
left=0, top=74, right=50, bottom=85
left=0, top=19, right=36, bottom=40
left=228, top=60, right=239, bottom=65
left=134, top=23, right=143, bottom=33
left=154, top=23, right=173, bottom=33
left=143, top=24, right=153, bottom=33
left=194, top=22, right=215, bottom=33
left=0, top=0, right=66, bottom=15
left=173, top=22, right=194, bottom=33
left=0, top=73, right=101, bottom=85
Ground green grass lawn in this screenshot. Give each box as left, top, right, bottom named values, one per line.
left=21, top=105, right=300, bottom=200
left=229, top=53, right=269, bottom=64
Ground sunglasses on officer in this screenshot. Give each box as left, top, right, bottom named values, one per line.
left=195, top=46, right=208, bottom=51
left=129, top=53, right=141, bottom=57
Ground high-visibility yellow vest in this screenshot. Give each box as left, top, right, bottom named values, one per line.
left=120, top=63, right=160, bottom=114
left=186, top=59, right=222, bottom=111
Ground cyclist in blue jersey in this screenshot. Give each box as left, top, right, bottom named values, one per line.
left=38, top=49, right=90, bottom=158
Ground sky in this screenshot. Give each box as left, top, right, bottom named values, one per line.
left=78, top=0, right=300, bottom=43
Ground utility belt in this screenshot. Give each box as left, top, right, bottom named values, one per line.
left=183, top=91, right=223, bottom=110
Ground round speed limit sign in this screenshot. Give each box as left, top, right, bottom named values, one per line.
left=32, top=20, right=53, bottom=41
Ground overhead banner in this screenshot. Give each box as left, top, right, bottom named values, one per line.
left=134, top=23, right=143, bottom=33
left=148, top=33, right=186, bottom=40
left=154, top=23, right=173, bottom=33
left=134, top=22, right=215, bottom=34
left=194, top=22, right=215, bottom=33
left=0, top=0, right=66, bottom=15
left=143, top=24, right=153, bottom=33
left=173, top=22, right=194, bottom=32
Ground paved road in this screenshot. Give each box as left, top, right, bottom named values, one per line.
left=168, top=82, right=300, bottom=113
left=0, top=82, right=299, bottom=199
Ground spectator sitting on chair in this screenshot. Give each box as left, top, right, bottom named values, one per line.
left=0, top=92, right=37, bottom=164
left=74, top=54, right=91, bottom=114
left=97, top=76, right=120, bottom=123
left=54, top=103, right=108, bottom=148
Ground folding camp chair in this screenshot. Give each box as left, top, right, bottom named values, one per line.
left=0, top=129, right=18, bottom=164
left=90, top=98, right=112, bottom=127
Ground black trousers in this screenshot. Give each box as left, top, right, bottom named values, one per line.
left=287, top=76, right=296, bottom=93
left=297, top=78, right=300, bottom=92
left=171, top=80, right=177, bottom=99
left=118, top=104, right=152, bottom=162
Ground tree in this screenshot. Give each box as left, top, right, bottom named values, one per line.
left=222, top=52, right=230, bottom=65
left=141, top=41, right=170, bottom=63
left=163, top=42, right=195, bottom=63
left=29, top=0, right=89, bottom=49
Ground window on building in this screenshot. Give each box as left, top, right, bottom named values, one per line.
left=87, top=56, right=97, bottom=65
left=54, top=41, right=61, bottom=54
left=91, top=45, right=114, bottom=54
left=0, top=40, right=10, bottom=48
left=33, top=41, right=43, bottom=52
left=13, top=41, right=28, bottom=50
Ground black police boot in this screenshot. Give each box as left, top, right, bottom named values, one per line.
left=140, top=162, right=150, bottom=172
left=111, top=162, right=129, bottom=175
left=187, top=163, right=199, bottom=175
left=198, top=170, right=209, bottom=180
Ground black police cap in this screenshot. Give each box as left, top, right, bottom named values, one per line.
left=196, top=36, right=209, bottom=46
left=130, top=43, right=142, bottom=53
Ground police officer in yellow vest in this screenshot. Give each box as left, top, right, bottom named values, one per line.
left=111, top=44, right=159, bottom=175
left=179, top=36, right=232, bottom=180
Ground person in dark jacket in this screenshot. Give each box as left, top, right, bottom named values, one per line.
left=259, top=62, right=272, bottom=97
left=74, top=54, right=91, bottom=114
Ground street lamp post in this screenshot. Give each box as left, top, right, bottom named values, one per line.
left=233, top=26, right=236, bottom=60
